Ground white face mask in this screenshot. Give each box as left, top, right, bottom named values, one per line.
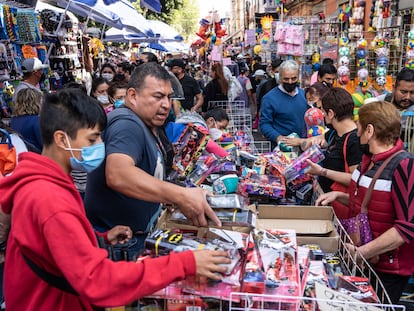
left=274, top=72, right=279, bottom=83
left=101, top=73, right=114, bottom=82
left=97, top=94, right=109, bottom=104
left=209, top=128, right=223, bottom=140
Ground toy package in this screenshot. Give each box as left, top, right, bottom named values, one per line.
left=144, top=228, right=244, bottom=278
left=336, top=275, right=379, bottom=303
left=239, top=171, right=286, bottom=199
left=186, top=154, right=219, bottom=186
left=242, top=237, right=266, bottom=294
left=284, top=144, right=325, bottom=183
left=253, top=229, right=300, bottom=304
left=172, top=124, right=209, bottom=177
left=181, top=228, right=249, bottom=301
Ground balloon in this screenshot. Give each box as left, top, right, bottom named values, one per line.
left=376, top=76, right=386, bottom=86
left=339, top=56, right=350, bottom=66
left=338, top=46, right=350, bottom=56
left=339, top=37, right=349, bottom=46
left=352, top=93, right=365, bottom=107
left=377, top=56, right=388, bottom=66
left=357, top=38, right=367, bottom=49
left=337, top=65, right=350, bottom=76
left=376, top=67, right=387, bottom=76
left=356, top=49, right=366, bottom=59
left=357, top=68, right=368, bottom=79
left=254, top=45, right=261, bottom=55
left=408, top=29, right=414, bottom=40
left=339, top=75, right=349, bottom=85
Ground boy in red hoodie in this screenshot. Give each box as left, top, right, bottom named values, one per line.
left=0, top=89, right=230, bottom=311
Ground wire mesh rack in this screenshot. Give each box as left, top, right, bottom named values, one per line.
left=228, top=293, right=405, bottom=311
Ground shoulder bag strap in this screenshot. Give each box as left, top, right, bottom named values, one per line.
left=360, top=150, right=405, bottom=213
left=22, top=253, right=78, bottom=295
left=342, top=132, right=351, bottom=173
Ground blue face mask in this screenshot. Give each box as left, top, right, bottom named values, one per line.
left=64, top=134, right=105, bottom=173
left=114, top=99, right=125, bottom=108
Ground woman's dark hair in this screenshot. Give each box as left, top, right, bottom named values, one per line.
left=91, top=77, right=109, bottom=98
left=99, top=63, right=116, bottom=75
left=211, top=63, right=228, bottom=96
left=107, top=81, right=127, bottom=99
left=321, top=87, right=354, bottom=122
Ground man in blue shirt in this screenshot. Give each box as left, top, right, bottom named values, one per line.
left=85, top=63, right=220, bottom=261
left=259, top=60, right=307, bottom=148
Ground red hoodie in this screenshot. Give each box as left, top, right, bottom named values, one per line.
left=0, top=152, right=196, bottom=310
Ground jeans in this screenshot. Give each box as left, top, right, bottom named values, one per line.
left=110, top=235, right=146, bottom=262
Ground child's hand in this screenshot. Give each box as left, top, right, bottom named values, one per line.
left=193, top=250, right=231, bottom=281
left=106, top=225, right=133, bottom=245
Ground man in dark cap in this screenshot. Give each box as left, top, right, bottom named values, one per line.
left=169, top=59, right=203, bottom=112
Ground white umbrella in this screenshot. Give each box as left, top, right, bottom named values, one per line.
left=147, top=20, right=183, bottom=42
left=104, top=21, right=183, bottom=43
left=56, top=0, right=154, bottom=37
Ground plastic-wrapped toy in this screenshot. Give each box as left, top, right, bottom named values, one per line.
left=284, top=144, right=325, bottom=183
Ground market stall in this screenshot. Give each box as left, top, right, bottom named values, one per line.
left=100, top=102, right=406, bottom=310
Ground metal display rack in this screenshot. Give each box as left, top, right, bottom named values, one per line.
left=208, top=100, right=271, bottom=155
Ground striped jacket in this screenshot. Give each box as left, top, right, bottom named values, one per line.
left=348, top=140, right=414, bottom=275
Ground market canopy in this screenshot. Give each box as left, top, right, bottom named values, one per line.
left=56, top=0, right=154, bottom=37
left=147, top=20, right=183, bottom=42
left=104, top=21, right=183, bottom=43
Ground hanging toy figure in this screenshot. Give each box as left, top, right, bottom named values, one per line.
left=356, top=36, right=369, bottom=88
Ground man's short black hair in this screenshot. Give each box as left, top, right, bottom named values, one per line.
left=128, top=62, right=171, bottom=92
left=40, top=89, right=107, bottom=146
left=396, top=68, right=414, bottom=87
left=318, top=63, right=337, bottom=78
left=322, top=58, right=334, bottom=65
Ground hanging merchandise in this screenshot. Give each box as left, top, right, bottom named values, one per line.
left=405, top=28, right=414, bottom=70
left=337, top=36, right=350, bottom=85
left=356, top=36, right=368, bottom=88
left=372, top=35, right=389, bottom=87
left=349, top=0, right=365, bottom=39
left=273, top=22, right=304, bottom=57
left=196, top=10, right=227, bottom=48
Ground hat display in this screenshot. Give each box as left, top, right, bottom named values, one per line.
left=252, top=69, right=266, bottom=77
left=21, top=57, right=49, bottom=73
left=167, top=59, right=186, bottom=69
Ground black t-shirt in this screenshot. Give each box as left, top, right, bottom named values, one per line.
left=179, top=74, right=201, bottom=110
left=319, top=128, right=362, bottom=193
left=202, top=79, right=228, bottom=111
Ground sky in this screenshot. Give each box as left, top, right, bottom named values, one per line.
left=197, top=0, right=230, bottom=19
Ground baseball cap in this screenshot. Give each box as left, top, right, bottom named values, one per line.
left=236, top=54, right=244, bottom=60
left=252, top=69, right=266, bottom=77
left=167, top=59, right=186, bottom=69
left=21, top=57, right=49, bottom=73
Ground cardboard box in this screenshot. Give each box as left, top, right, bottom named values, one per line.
left=256, top=205, right=339, bottom=253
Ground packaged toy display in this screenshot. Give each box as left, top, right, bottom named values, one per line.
left=283, top=144, right=325, bottom=183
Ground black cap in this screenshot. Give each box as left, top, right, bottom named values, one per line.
left=167, top=59, right=186, bottom=69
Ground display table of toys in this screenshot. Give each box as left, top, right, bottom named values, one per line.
left=128, top=194, right=399, bottom=311
left=107, top=122, right=403, bottom=311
